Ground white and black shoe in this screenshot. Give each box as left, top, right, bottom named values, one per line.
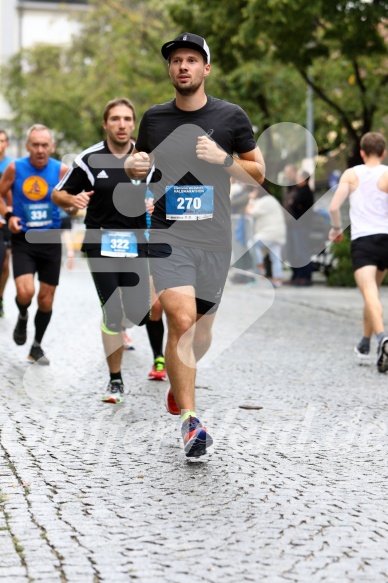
left=101, top=380, right=124, bottom=403
left=354, top=344, right=371, bottom=365
left=377, top=337, right=388, bottom=373
left=28, top=344, right=50, bottom=366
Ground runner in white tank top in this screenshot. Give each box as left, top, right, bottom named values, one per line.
left=328, top=132, right=388, bottom=373
left=349, top=164, right=388, bottom=240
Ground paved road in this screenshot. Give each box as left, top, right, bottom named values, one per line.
left=0, top=258, right=387, bottom=583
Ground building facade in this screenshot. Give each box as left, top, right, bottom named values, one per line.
left=0, top=0, right=89, bottom=149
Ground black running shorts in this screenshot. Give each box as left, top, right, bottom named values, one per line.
left=12, top=232, right=62, bottom=286
left=85, top=247, right=151, bottom=332
left=351, top=234, right=388, bottom=272
left=148, top=244, right=231, bottom=315
left=0, top=224, right=11, bottom=248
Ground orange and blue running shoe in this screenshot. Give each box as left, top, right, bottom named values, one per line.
left=148, top=356, right=167, bottom=380
left=122, top=331, right=135, bottom=351
left=164, top=386, right=179, bottom=415
left=181, top=416, right=213, bottom=458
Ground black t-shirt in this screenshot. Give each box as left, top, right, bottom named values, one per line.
left=56, top=140, right=147, bottom=246
left=135, top=95, right=257, bottom=251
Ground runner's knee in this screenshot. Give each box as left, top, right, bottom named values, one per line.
left=169, top=312, right=196, bottom=336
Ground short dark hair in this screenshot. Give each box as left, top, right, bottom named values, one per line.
left=103, top=98, right=136, bottom=123
left=360, top=132, right=386, bottom=157
left=0, top=129, right=9, bottom=141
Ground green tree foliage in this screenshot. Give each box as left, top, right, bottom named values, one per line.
left=2, top=0, right=387, bottom=166
left=1, top=0, right=176, bottom=154
left=169, top=0, right=388, bottom=165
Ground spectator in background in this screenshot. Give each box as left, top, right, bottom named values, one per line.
left=328, top=169, right=341, bottom=190
left=245, top=186, right=286, bottom=287
left=283, top=169, right=314, bottom=286
left=229, top=178, right=255, bottom=282
left=230, top=178, right=250, bottom=214
left=282, top=164, right=298, bottom=191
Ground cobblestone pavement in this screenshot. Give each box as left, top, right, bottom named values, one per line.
left=0, top=257, right=387, bottom=583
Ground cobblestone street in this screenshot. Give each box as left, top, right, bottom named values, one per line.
left=0, top=258, right=387, bottom=582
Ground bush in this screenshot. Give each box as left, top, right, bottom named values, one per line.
left=326, top=229, right=355, bottom=287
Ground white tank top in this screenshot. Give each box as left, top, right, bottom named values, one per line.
left=349, top=164, right=388, bottom=240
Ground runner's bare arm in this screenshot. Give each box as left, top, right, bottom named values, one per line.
left=53, top=164, right=78, bottom=216
left=328, top=168, right=355, bottom=240
left=59, top=164, right=68, bottom=180
left=0, top=163, right=15, bottom=218
left=196, top=137, right=265, bottom=185
left=229, top=148, right=265, bottom=185
left=52, top=186, right=94, bottom=211
left=0, top=163, right=21, bottom=234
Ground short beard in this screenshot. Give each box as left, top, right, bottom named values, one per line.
left=172, top=79, right=202, bottom=96
left=109, top=136, right=131, bottom=149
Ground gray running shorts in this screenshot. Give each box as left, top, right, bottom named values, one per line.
left=149, top=243, right=231, bottom=315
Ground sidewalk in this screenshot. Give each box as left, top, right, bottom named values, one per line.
left=0, top=258, right=387, bottom=583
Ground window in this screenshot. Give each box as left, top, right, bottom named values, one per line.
left=22, top=1, right=89, bottom=4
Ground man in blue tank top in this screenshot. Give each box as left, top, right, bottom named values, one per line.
left=0, top=124, right=68, bottom=365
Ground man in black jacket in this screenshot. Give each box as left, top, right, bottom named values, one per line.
left=283, top=169, right=314, bottom=286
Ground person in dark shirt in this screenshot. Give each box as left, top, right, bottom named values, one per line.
left=283, top=169, right=314, bottom=286
left=124, top=33, right=265, bottom=457
left=52, top=98, right=165, bottom=403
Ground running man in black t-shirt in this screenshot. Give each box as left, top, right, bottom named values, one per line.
left=52, top=98, right=165, bottom=402
left=125, top=33, right=265, bottom=457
